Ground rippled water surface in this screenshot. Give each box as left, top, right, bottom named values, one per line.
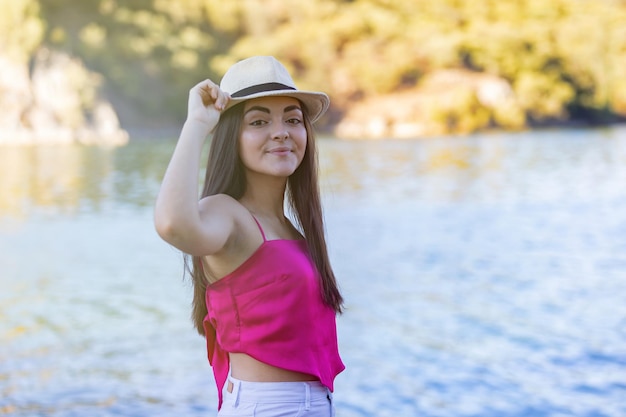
left=2, top=127, right=626, bottom=417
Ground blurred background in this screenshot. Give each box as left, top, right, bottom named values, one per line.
left=2, top=1, right=626, bottom=416
left=2, top=0, right=626, bottom=143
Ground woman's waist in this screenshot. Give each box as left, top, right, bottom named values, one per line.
left=229, top=352, right=319, bottom=383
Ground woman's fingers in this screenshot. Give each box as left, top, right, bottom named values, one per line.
left=199, top=84, right=214, bottom=107
left=185, top=79, right=231, bottom=129
left=215, top=91, right=230, bottom=111
left=193, top=80, right=229, bottom=110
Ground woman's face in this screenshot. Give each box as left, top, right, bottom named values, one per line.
left=239, top=96, right=307, bottom=179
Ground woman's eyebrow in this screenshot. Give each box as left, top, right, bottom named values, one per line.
left=244, top=105, right=270, bottom=115
left=284, top=105, right=302, bottom=113
left=244, top=104, right=302, bottom=115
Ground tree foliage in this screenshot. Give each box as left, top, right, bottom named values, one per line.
left=0, top=0, right=45, bottom=63
left=4, top=0, right=626, bottom=132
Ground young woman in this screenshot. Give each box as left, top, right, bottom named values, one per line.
left=154, top=56, right=344, bottom=416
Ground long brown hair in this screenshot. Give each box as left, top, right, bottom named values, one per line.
left=186, top=101, right=343, bottom=335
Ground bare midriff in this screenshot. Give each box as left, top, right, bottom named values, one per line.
left=229, top=353, right=317, bottom=382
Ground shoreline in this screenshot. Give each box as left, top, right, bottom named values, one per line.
left=1, top=120, right=625, bottom=146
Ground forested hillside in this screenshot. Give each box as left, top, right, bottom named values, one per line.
left=2, top=0, right=626, bottom=142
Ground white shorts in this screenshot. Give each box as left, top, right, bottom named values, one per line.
left=217, top=376, right=335, bottom=417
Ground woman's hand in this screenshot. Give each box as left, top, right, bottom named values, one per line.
left=186, top=79, right=230, bottom=132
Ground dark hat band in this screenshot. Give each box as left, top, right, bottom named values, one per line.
left=231, top=82, right=296, bottom=98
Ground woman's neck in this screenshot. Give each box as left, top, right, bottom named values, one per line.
left=239, top=176, right=287, bottom=219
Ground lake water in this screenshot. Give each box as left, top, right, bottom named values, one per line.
left=1, top=127, right=626, bottom=417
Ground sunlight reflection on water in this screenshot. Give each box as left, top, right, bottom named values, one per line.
left=1, top=127, right=626, bottom=417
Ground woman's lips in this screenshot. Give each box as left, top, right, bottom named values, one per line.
left=268, top=147, right=291, bottom=156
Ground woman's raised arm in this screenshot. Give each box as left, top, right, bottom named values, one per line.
left=154, top=80, right=231, bottom=256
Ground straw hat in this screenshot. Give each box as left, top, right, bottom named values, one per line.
left=219, top=56, right=330, bottom=123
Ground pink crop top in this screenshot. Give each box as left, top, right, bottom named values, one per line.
left=202, top=216, right=345, bottom=409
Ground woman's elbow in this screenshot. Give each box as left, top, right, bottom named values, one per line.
left=154, top=213, right=180, bottom=244
left=153, top=216, right=207, bottom=256
left=154, top=222, right=170, bottom=243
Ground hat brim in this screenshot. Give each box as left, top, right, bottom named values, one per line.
left=224, top=90, right=330, bottom=123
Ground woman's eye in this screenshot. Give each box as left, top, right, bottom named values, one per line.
left=287, top=118, right=302, bottom=125
left=250, top=120, right=267, bottom=126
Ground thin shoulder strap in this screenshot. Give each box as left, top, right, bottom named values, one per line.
left=250, top=214, right=267, bottom=242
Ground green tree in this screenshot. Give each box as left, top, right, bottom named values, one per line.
left=10, top=0, right=626, bottom=134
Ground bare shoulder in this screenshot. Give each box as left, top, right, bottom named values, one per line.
left=197, top=193, right=246, bottom=234
left=198, top=193, right=259, bottom=226
left=197, top=194, right=266, bottom=279
left=197, top=194, right=258, bottom=252
left=168, top=194, right=246, bottom=257
left=198, top=193, right=243, bottom=213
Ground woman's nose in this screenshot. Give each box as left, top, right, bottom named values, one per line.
left=272, top=127, right=289, bottom=141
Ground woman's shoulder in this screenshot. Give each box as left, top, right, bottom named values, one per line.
left=199, top=193, right=244, bottom=213
left=200, top=193, right=237, bottom=203
left=198, top=195, right=265, bottom=274
left=191, top=194, right=256, bottom=257
left=198, top=194, right=253, bottom=232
